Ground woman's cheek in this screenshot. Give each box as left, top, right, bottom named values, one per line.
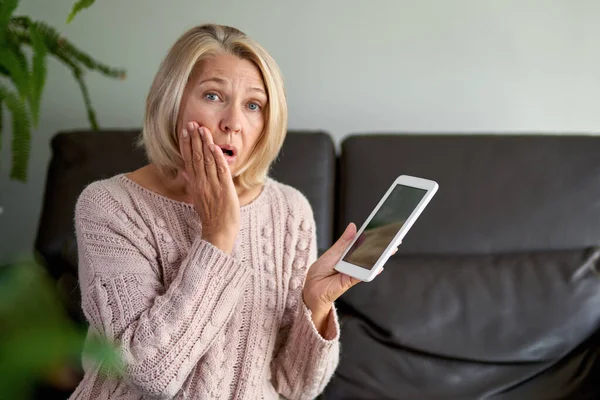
left=188, top=104, right=218, bottom=127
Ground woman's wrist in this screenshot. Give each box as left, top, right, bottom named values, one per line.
left=311, top=307, right=331, bottom=335
left=303, top=291, right=333, bottom=338
left=203, top=233, right=234, bottom=254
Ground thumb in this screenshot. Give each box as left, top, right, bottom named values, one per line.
left=322, top=223, right=357, bottom=263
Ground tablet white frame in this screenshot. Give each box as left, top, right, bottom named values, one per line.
left=334, top=175, right=438, bottom=282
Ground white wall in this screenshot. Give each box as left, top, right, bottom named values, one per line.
left=2, top=0, right=600, bottom=262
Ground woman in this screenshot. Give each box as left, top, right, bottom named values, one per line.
left=71, top=24, right=376, bottom=400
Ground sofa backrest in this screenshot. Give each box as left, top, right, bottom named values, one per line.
left=35, top=130, right=148, bottom=280
left=336, top=134, right=600, bottom=254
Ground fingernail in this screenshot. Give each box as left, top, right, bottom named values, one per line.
left=198, top=127, right=204, bottom=138
left=182, top=129, right=188, bottom=138
left=182, top=171, right=189, bottom=181
left=187, top=122, right=194, bottom=130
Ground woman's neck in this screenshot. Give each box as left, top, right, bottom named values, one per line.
left=129, top=164, right=262, bottom=207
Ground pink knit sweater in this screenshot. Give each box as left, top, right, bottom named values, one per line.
left=70, top=174, right=340, bottom=400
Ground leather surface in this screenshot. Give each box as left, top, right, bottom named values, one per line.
left=324, top=249, right=600, bottom=399
left=336, top=134, right=600, bottom=254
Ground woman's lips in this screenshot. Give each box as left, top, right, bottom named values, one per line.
left=217, top=145, right=237, bottom=165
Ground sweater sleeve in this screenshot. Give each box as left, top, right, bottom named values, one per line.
left=271, top=192, right=340, bottom=400
left=75, top=183, right=251, bottom=398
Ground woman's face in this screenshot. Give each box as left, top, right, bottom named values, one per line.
left=178, top=53, right=267, bottom=177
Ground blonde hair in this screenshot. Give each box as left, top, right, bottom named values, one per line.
left=141, top=24, right=287, bottom=189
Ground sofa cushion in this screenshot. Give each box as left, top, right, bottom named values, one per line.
left=325, top=249, right=600, bottom=399
left=326, top=249, right=600, bottom=399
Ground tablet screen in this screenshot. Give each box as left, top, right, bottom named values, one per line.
left=342, top=184, right=427, bottom=270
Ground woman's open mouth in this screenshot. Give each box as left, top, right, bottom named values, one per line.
left=217, top=145, right=237, bottom=164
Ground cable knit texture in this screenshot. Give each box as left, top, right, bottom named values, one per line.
left=69, top=174, right=340, bottom=400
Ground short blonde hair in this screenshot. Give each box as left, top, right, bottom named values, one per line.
left=141, top=24, right=288, bottom=189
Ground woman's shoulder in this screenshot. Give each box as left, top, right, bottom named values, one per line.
left=77, top=173, right=123, bottom=204
left=75, top=173, right=146, bottom=222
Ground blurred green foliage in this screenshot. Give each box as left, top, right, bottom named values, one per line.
left=0, top=260, right=122, bottom=398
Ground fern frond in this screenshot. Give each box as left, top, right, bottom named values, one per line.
left=66, top=0, right=96, bottom=23
left=1, top=10, right=127, bottom=181
left=45, top=45, right=99, bottom=130
left=11, top=18, right=125, bottom=79
left=72, top=69, right=98, bottom=130
left=5, top=27, right=32, bottom=97
left=0, top=0, right=19, bottom=34
left=29, top=22, right=48, bottom=126
left=60, top=36, right=125, bottom=79
left=0, top=83, right=32, bottom=182
left=40, top=21, right=125, bottom=78
left=0, top=44, right=30, bottom=99
left=9, top=19, right=104, bottom=130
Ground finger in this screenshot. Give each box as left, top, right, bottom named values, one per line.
left=199, top=127, right=219, bottom=184
left=209, top=132, right=234, bottom=184
left=190, top=123, right=206, bottom=184
left=321, top=223, right=357, bottom=264
left=179, top=126, right=194, bottom=182
left=341, top=274, right=362, bottom=293
left=348, top=275, right=362, bottom=287
left=392, top=247, right=398, bottom=255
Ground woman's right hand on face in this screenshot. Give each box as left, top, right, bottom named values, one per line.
left=179, top=122, right=240, bottom=254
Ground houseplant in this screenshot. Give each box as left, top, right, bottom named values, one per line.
left=0, top=2, right=123, bottom=398
left=0, top=0, right=125, bottom=182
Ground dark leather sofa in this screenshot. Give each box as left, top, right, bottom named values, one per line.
left=35, top=130, right=600, bottom=399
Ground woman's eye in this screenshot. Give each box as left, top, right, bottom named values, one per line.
left=205, top=93, right=219, bottom=101
left=248, top=102, right=261, bottom=111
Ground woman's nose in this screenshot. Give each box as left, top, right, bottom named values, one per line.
left=220, top=104, right=243, bottom=134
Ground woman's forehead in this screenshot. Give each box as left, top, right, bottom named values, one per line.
left=193, top=54, right=265, bottom=90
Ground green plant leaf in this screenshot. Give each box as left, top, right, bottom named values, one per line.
left=0, top=83, right=31, bottom=182
left=66, top=0, right=96, bottom=23
left=45, top=44, right=101, bottom=131
left=73, top=69, right=99, bottom=130
left=35, top=20, right=125, bottom=79
left=0, top=261, right=123, bottom=396
left=0, top=0, right=19, bottom=35
left=5, top=17, right=31, bottom=69
left=0, top=45, right=30, bottom=99
left=62, top=37, right=126, bottom=78
left=29, top=22, right=47, bottom=126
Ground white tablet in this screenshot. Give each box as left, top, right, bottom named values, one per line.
left=334, top=175, right=438, bottom=282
